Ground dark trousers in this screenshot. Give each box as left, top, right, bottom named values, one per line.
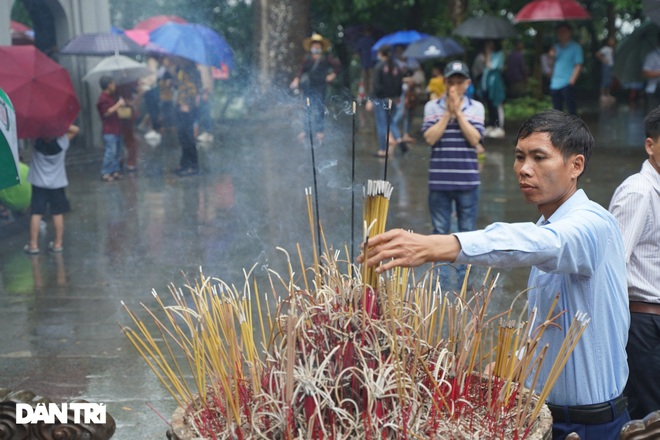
left=551, top=85, right=577, bottom=116
left=176, top=110, right=198, bottom=170
left=625, top=312, right=660, bottom=419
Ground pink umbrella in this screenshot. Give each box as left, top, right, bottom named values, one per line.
left=515, top=0, right=591, bottom=22
left=133, top=15, right=187, bottom=32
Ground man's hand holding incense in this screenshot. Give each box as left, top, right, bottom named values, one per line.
left=358, top=229, right=462, bottom=273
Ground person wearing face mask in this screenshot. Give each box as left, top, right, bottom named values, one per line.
left=290, top=33, right=341, bottom=143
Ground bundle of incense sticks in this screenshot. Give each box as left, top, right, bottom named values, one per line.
left=121, top=185, right=588, bottom=440
left=362, top=179, right=394, bottom=289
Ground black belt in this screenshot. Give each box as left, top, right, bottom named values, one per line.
left=547, top=394, right=628, bottom=425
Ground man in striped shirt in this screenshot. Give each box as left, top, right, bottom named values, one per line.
left=422, top=61, right=485, bottom=236
left=609, top=106, right=660, bottom=420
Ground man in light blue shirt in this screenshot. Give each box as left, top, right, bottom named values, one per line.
left=550, top=23, right=583, bottom=116
left=360, top=110, right=630, bottom=439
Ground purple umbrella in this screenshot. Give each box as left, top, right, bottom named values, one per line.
left=59, top=32, right=147, bottom=56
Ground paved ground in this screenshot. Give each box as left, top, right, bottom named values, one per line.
left=0, top=97, right=649, bottom=439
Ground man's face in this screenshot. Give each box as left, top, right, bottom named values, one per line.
left=514, top=132, right=584, bottom=218
left=310, top=42, right=323, bottom=56
left=645, top=135, right=660, bottom=174
left=444, top=75, right=470, bottom=96
left=557, top=26, right=571, bottom=45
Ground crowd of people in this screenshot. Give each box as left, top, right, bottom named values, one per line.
left=96, top=55, right=215, bottom=182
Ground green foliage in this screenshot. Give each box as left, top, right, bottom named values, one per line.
left=504, top=95, right=553, bottom=121
left=11, top=0, right=32, bottom=27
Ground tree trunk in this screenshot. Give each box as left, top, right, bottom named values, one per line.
left=254, top=0, right=309, bottom=94
left=447, top=0, right=468, bottom=27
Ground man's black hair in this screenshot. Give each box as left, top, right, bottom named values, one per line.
left=516, top=110, right=594, bottom=177
left=644, top=106, right=660, bottom=140
left=99, top=76, right=114, bottom=90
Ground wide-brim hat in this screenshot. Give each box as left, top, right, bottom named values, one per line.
left=303, top=33, right=330, bottom=52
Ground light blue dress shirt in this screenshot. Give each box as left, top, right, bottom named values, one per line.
left=454, top=189, right=629, bottom=406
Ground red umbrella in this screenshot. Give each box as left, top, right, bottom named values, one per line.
left=515, top=0, right=591, bottom=22
left=0, top=46, right=80, bottom=139
left=10, top=20, right=31, bottom=34
left=133, top=15, right=187, bottom=32
left=124, top=29, right=150, bottom=46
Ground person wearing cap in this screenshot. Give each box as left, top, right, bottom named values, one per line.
left=290, top=33, right=341, bottom=142
left=360, top=110, right=631, bottom=439
left=422, top=60, right=485, bottom=243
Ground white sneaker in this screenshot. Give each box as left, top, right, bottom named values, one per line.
left=489, top=127, right=505, bottom=139
left=144, top=130, right=159, bottom=140
left=144, top=131, right=162, bottom=148
left=197, top=132, right=214, bottom=142
left=484, top=126, right=494, bottom=136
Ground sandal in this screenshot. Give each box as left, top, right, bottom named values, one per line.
left=48, top=241, right=63, bottom=253
left=102, top=174, right=115, bottom=182
left=23, top=244, right=39, bottom=255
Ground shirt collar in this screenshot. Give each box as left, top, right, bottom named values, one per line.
left=538, top=188, right=588, bottom=225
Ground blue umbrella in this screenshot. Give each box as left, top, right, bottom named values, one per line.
left=371, top=30, right=429, bottom=59
left=149, top=23, right=234, bottom=68
left=402, top=36, right=465, bottom=60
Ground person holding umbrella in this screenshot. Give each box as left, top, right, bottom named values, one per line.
left=549, top=23, right=583, bottom=116
left=173, top=59, right=202, bottom=176
left=24, top=124, right=79, bottom=254
left=96, top=76, right=126, bottom=182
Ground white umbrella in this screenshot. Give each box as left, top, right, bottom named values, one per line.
left=83, top=54, right=151, bottom=85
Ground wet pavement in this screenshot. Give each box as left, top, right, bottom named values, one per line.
left=0, top=97, right=649, bottom=439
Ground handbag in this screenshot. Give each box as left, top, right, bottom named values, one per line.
left=117, top=106, right=132, bottom=119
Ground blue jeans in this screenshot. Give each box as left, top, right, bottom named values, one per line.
left=429, top=188, right=479, bottom=292
left=101, top=134, right=122, bottom=176
left=551, top=85, right=577, bottom=116
left=428, top=188, right=479, bottom=235
left=374, top=98, right=401, bottom=152
left=198, top=97, right=212, bottom=133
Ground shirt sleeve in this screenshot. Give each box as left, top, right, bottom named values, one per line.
left=608, top=181, right=648, bottom=263
left=573, top=43, right=584, bottom=65
left=454, top=213, right=608, bottom=276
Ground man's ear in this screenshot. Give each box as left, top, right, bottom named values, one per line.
left=572, top=154, right=585, bottom=179
left=645, top=137, right=656, bottom=157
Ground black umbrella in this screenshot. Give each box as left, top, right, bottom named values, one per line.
left=59, top=32, right=147, bottom=56
left=614, top=21, right=660, bottom=85
left=454, top=15, right=518, bottom=40
left=402, top=36, right=464, bottom=61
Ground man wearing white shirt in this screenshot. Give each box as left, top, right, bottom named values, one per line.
left=609, top=107, right=660, bottom=420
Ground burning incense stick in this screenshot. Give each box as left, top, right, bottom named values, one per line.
left=306, top=98, right=322, bottom=261
left=351, top=100, right=357, bottom=264
left=384, top=99, right=392, bottom=181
